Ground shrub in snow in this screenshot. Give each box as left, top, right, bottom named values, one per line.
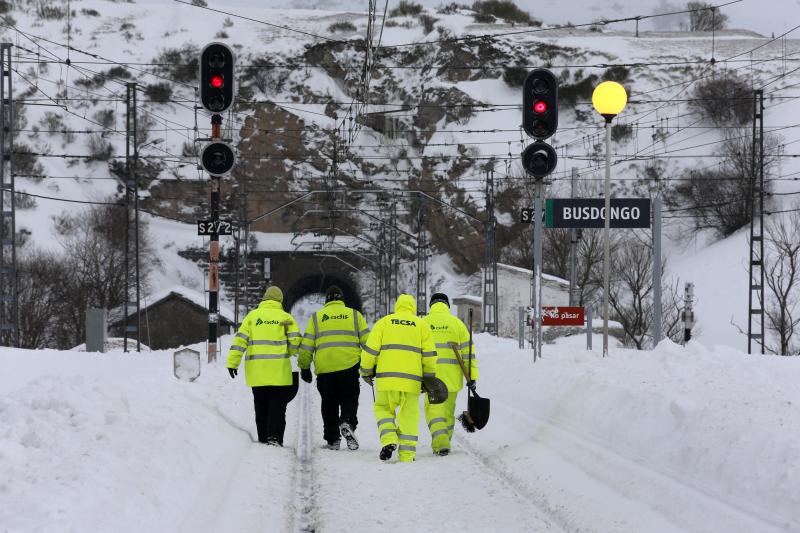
left=502, top=66, right=527, bottom=87
left=154, top=46, right=199, bottom=84
left=419, top=14, right=438, bottom=34
left=93, top=109, right=115, bottom=131
left=87, top=134, right=114, bottom=162
left=144, top=82, right=173, bottom=104
left=327, top=21, right=357, bottom=33
left=35, top=3, right=66, bottom=20
left=106, top=66, right=132, bottom=81
left=687, top=1, right=728, bottom=31
left=436, top=3, right=468, bottom=14
left=690, top=72, right=750, bottom=126
left=471, top=1, right=541, bottom=26
left=389, top=1, right=423, bottom=17
left=12, top=143, right=44, bottom=177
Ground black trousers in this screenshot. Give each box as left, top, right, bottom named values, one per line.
left=316, top=363, right=360, bottom=444
left=252, top=384, right=295, bottom=444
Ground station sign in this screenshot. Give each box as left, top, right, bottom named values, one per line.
left=545, top=198, right=651, bottom=229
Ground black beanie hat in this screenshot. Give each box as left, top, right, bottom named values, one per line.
left=325, top=285, right=344, bottom=303
left=429, top=292, right=449, bottom=307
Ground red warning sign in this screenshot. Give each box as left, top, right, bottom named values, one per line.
left=540, top=306, right=585, bottom=326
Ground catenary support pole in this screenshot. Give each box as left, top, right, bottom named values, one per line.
left=569, top=167, right=578, bottom=306
left=652, top=194, right=662, bottom=348
left=532, top=178, right=544, bottom=362
left=602, top=119, right=612, bottom=358
left=208, top=114, right=222, bottom=363
left=0, top=43, right=18, bottom=347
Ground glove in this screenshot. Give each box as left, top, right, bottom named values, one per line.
left=300, top=368, right=313, bottom=383
left=361, top=375, right=373, bottom=386
left=228, top=368, right=238, bottom=379
left=466, top=380, right=476, bottom=393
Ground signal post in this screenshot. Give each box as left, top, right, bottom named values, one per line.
left=199, top=43, right=236, bottom=363
left=521, top=69, right=558, bottom=362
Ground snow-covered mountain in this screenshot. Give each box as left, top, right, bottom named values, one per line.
left=3, top=0, right=800, bottom=351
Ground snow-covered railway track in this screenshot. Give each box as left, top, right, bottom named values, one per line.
left=455, top=433, right=578, bottom=533
left=290, top=384, right=317, bottom=533
left=464, top=396, right=787, bottom=533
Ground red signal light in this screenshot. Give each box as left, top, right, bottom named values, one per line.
left=210, top=75, right=224, bottom=89
left=533, top=100, right=547, bottom=114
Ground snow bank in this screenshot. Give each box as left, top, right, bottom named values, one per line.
left=0, top=346, right=294, bottom=533
left=1, top=334, right=798, bottom=532
left=472, top=333, right=800, bottom=531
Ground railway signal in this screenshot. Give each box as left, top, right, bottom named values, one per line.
left=523, top=68, right=558, bottom=140
left=200, top=141, right=235, bottom=176
left=200, top=43, right=235, bottom=113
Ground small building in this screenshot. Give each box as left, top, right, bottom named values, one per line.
left=108, top=286, right=235, bottom=350
left=452, top=295, right=483, bottom=332
left=484, top=263, right=570, bottom=338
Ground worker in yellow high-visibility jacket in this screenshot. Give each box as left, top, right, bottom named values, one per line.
left=298, top=285, right=370, bottom=451
left=226, top=285, right=301, bottom=446
left=422, top=293, right=478, bottom=456
left=360, top=293, right=437, bottom=463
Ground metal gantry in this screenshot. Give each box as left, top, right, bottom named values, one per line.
left=123, top=82, right=141, bottom=352
left=416, top=194, right=427, bottom=315
left=483, top=169, right=498, bottom=335
left=747, top=89, right=765, bottom=354
left=0, top=43, right=18, bottom=347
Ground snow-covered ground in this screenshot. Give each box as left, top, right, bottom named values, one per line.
left=2, top=333, right=798, bottom=532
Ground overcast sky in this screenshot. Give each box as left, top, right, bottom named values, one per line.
left=165, top=0, right=800, bottom=37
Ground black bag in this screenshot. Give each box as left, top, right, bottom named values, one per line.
left=422, top=375, right=448, bottom=404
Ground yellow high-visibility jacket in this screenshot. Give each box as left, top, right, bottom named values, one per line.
left=423, top=302, right=479, bottom=392
left=298, top=300, right=370, bottom=375
left=360, top=294, right=437, bottom=393
left=226, top=300, right=301, bottom=387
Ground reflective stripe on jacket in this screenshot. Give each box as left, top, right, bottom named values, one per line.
left=297, top=300, right=370, bottom=375
left=226, top=300, right=301, bottom=387
left=359, top=294, right=437, bottom=393
left=423, top=301, right=478, bottom=392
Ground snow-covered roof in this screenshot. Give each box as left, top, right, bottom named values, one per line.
left=108, top=286, right=235, bottom=326
left=252, top=232, right=363, bottom=252
left=496, top=263, right=570, bottom=287
left=453, top=295, right=482, bottom=305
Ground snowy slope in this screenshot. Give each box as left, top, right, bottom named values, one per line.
left=3, top=0, right=800, bottom=351
left=1, top=333, right=798, bottom=532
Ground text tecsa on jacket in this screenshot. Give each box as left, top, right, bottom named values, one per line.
left=390, top=319, right=416, bottom=326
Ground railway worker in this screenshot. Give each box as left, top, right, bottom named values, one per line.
left=226, top=285, right=301, bottom=446
left=422, top=293, right=478, bottom=456
left=359, top=293, right=437, bottom=463
left=298, top=285, right=370, bottom=451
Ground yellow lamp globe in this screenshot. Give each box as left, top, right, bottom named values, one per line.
left=592, top=81, right=628, bottom=120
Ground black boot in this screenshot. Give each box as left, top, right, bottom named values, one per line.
left=379, top=444, right=396, bottom=461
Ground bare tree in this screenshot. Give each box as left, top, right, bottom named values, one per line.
left=687, top=2, right=728, bottom=31
left=17, top=248, right=68, bottom=349
left=670, top=130, right=781, bottom=238
left=597, top=231, right=684, bottom=349
left=50, top=203, right=153, bottom=348
left=764, top=210, right=800, bottom=355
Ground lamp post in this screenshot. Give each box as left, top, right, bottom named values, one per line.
left=591, top=81, right=627, bottom=358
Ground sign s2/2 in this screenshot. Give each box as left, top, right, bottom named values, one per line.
left=197, top=220, right=234, bottom=236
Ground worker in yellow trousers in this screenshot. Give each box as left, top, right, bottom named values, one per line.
left=422, top=293, right=478, bottom=456
left=360, top=294, right=437, bottom=462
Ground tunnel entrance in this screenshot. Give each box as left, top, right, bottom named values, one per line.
left=283, top=273, right=363, bottom=315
